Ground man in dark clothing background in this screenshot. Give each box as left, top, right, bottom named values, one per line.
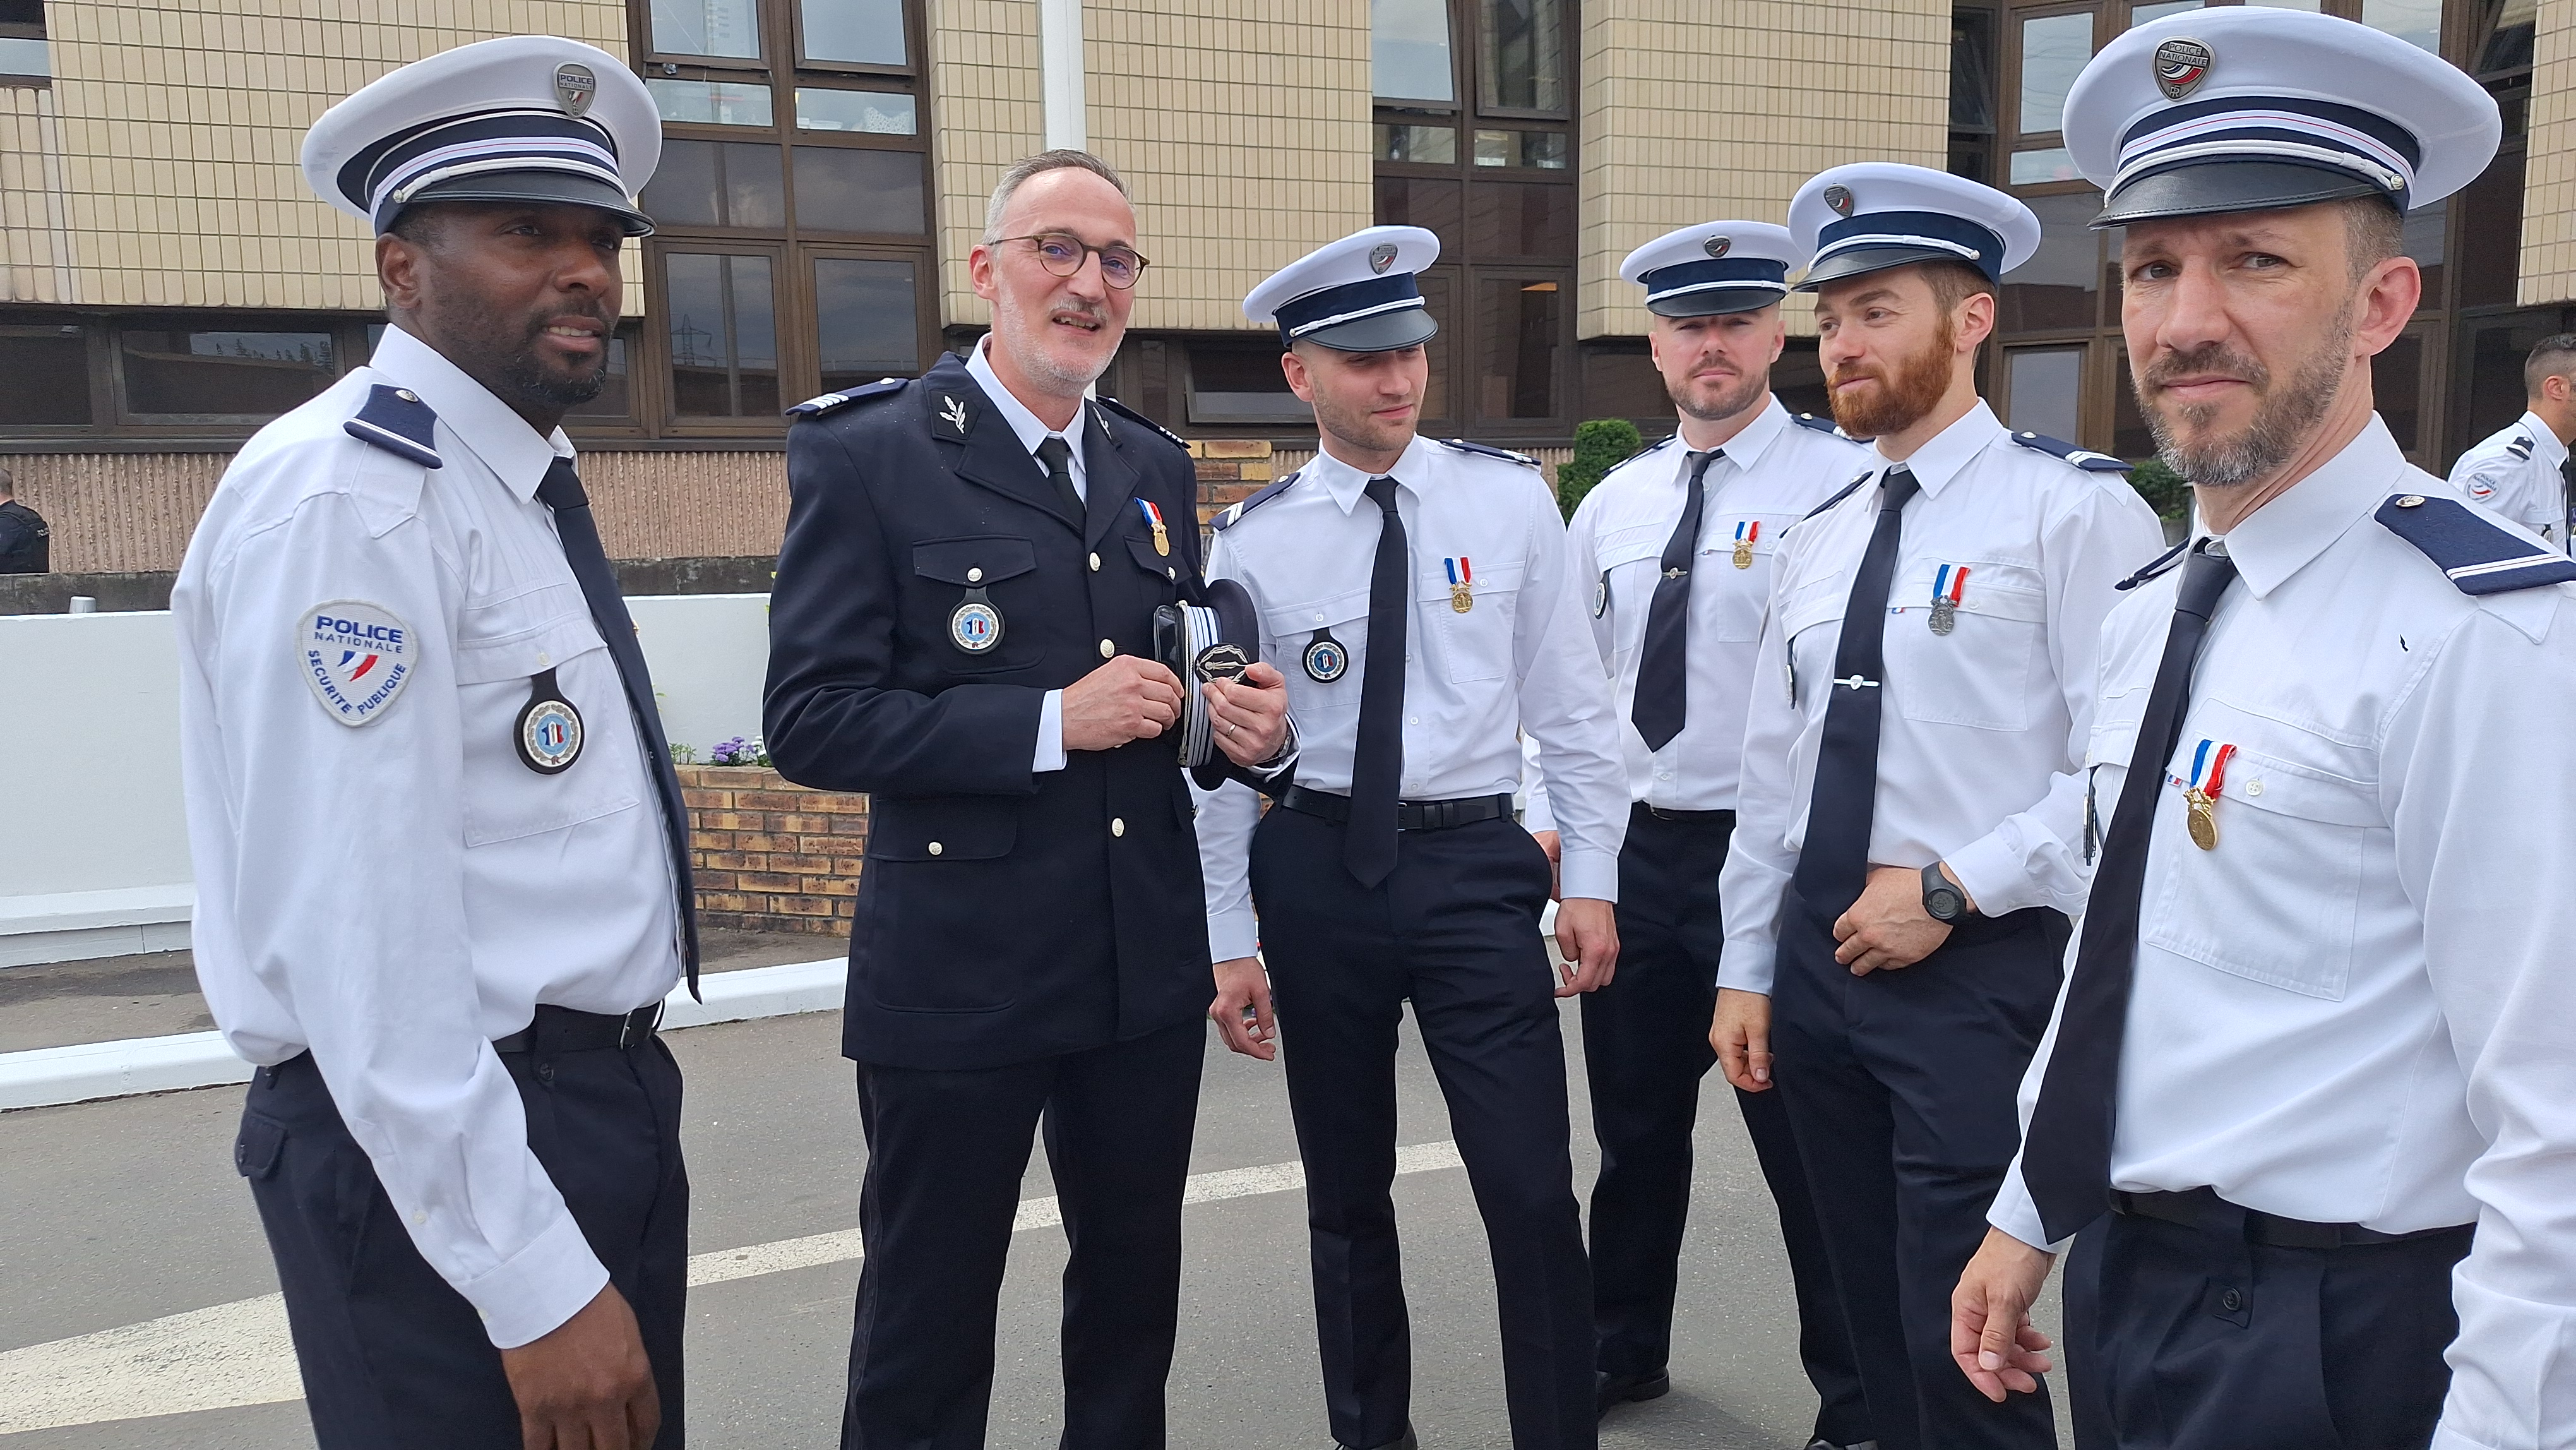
left=0, top=467, right=51, bottom=574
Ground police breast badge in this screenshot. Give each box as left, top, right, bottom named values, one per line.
left=950, top=591, right=1003, bottom=653
left=1304, top=626, right=1349, bottom=682
left=300, top=599, right=415, bottom=726
left=514, top=668, right=585, bottom=774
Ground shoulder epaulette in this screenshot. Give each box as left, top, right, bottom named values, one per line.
left=1608, top=435, right=1674, bottom=470
left=2508, top=434, right=2535, bottom=460
left=1213, top=472, right=1301, bottom=531
left=342, top=383, right=441, bottom=469
left=1438, top=438, right=1539, bottom=468
left=2010, top=431, right=2130, bottom=472
left=2376, top=492, right=2576, bottom=596
left=1801, top=471, right=1875, bottom=522
left=2114, top=538, right=2191, bottom=591
left=1791, top=412, right=1840, bottom=436
left=786, top=378, right=904, bottom=417
left=1093, top=396, right=1188, bottom=452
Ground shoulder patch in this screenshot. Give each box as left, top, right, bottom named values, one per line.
left=2376, top=493, right=2576, bottom=595
left=786, top=378, right=904, bottom=417
left=342, top=384, right=441, bottom=469
left=2114, top=537, right=2191, bottom=591
left=2011, top=431, right=2130, bottom=472
left=300, top=599, right=416, bottom=726
left=1438, top=438, right=1539, bottom=469
left=1801, top=471, right=1876, bottom=522
left=1092, top=396, right=1189, bottom=452
left=1791, top=412, right=1841, bottom=436
left=1213, top=472, right=1300, bottom=531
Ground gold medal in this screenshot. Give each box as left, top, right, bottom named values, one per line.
left=1732, top=539, right=1754, bottom=569
left=1152, top=519, right=1171, bottom=556
left=1451, top=583, right=1473, bottom=613
left=2180, top=740, right=2234, bottom=851
left=1446, top=556, right=1474, bottom=613
left=2185, top=788, right=2218, bottom=850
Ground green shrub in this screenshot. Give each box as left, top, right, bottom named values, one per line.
left=1556, top=418, right=1646, bottom=520
left=2127, top=455, right=2192, bottom=522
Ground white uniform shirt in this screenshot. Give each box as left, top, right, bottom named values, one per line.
left=1983, top=417, right=2576, bottom=1449
left=963, top=335, right=1094, bottom=775
left=174, top=325, right=682, bottom=1350
left=1195, top=435, right=1629, bottom=961
left=2447, top=410, right=2567, bottom=548
left=1717, top=401, right=2166, bottom=994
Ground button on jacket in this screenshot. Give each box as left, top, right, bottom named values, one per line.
left=1718, top=401, right=2166, bottom=994
left=2447, top=409, right=2568, bottom=546
left=173, top=325, right=682, bottom=1350
left=1987, top=417, right=2576, bottom=1446
left=1195, top=436, right=1628, bottom=961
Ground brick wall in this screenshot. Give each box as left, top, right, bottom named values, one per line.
left=680, top=765, right=866, bottom=938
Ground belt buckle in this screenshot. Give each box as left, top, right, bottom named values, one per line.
left=620, top=1002, right=664, bottom=1050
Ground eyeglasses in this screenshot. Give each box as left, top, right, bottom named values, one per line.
left=994, top=232, right=1151, bottom=290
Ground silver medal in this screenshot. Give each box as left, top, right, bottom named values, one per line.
left=1929, top=597, right=1957, bottom=635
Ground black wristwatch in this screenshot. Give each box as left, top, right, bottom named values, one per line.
left=1921, top=862, right=1972, bottom=923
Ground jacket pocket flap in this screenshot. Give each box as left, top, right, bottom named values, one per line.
left=2158, top=746, right=2380, bottom=827
left=452, top=619, right=606, bottom=686
left=1265, top=586, right=1372, bottom=636
left=869, top=796, right=1021, bottom=861
left=914, top=536, right=1038, bottom=587
left=235, top=1111, right=287, bottom=1180
left=1127, top=536, right=1181, bottom=580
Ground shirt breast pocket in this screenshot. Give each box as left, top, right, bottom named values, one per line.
left=2143, top=747, right=2376, bottom=1001
left=1268, top=588, right=1371, bottom=721
left=1425, top=557, right=1525, bottom=684
left=451, top=601, right=641, bottom=848
left=1889, top=567, right=2046, bottom=731
left=1703, top=515, right=1789, bottom=644
left=1593, top=530, right=1664, bottom=652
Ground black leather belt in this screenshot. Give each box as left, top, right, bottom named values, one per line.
left=1637, top=803, right=1733, bottom=823
left=1279, top=786, right=1515, bottom=832
left=492, top=1002, right=664, bottom=1055
left=2111, top=1187, right=2472, bottom=1250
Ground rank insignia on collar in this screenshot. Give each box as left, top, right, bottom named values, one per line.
left=938, top=395, right=970, bottom=439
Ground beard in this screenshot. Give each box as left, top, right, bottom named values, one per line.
left=1669, top=360, right=1768, bottom=425
left=1310, top=386, right=1416, bottom=458
left=1828, top=312, right=1958, bottom=439
left=995, top=284, right=1114, bottom=392
left=2137, top=302, right=2353, bottom=488
left=423, top=292, right=613, bottom=412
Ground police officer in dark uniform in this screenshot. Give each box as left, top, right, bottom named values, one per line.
left=763, top=149, right=1291, bottom=1449
left=0, top=467, right=49, bottom=574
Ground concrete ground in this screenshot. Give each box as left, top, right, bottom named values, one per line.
left=0, top=998, right=2073, bottom=1449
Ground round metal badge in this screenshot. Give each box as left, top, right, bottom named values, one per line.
left=1823, top=184, right=1855, bottom=217
left=2153, top=37, right=2212, bottom=101
left=950, top=596, right=1004, bottom=653
left=513, top=668, right=585, bottom=775
left=1303, top=629, right=1349, bottom=683
left=1368, top=243, right=1399, bottom=275
left=1703, top=234, right=1731, bottom=259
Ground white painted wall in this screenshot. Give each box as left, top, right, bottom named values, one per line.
left=631, top=592, right=771, bottom=758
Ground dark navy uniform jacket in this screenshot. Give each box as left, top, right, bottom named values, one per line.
left=765, top=351, right=1212, bottom=1071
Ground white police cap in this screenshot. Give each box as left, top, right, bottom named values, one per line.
left=2066, top=8, right=2499, bottom=227
left=1789, top=162, right=2041, bottom=291
left=1618, top=221, right=1796, bottom=318
left=1242, top=225, right=1441, bottom=352
left=302, top=36, right=661, bottom=237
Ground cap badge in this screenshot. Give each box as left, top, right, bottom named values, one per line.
left=2152, top=37, right=2212, bottom=102
left=1703, top=235, right=1731, bottom=258
left=1368, top=243, right=1399, bottom=275
left=554, top=62, right=599, bottom=117
left=1823, top=185, right=1854, bottom=217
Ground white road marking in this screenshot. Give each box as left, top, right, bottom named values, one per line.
left=0, top=1139, right=1465, bottom=1435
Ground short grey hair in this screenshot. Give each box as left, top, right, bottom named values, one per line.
left=982, top=150, right=1130, bottom=243
left=2527, top=334, right=2576, bottom=398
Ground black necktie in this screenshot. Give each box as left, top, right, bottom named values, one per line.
left=2559, top=454, right=2575, bottom=556
left=1347, top=476, right=1409, bottom=887
left=1631, top=448, right=1722, bottom=753
left=1035, top=436, right=1085, bottom=522
left=2020, top=544, right=2238, bottom=1242
left=534, top=457, right=701, bottom=998
left=1787, top=467, right=1921, bottom=915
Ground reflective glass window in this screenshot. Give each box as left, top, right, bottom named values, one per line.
left=664, top=253, right=780, bottom=417
left=1479, top=0, right=1567, bottom=112
left=2130, top=2, right=2202, bottom=25
left=2008, top=147, right=2081, bottom=185
left=2018, top=11, right=2094, bottom=136
left=1475, top=276, right=1561, bottom=419
left=1952, top=9, right=1995, bottom=131
left=1466, top=182, right=1575, bottom=258
left=121, top=330, right=334, bottom=417
left=2361, top=0, right=2442, bottom=53
left=792, top=147, right=926, bottom=234
left=1374, top=176, right=1464, bottom=253
left=0, top=37, right=45, bottom=76
left=650, top=0, right=761, bottom=59
left=1378, top=124, right=1458, bottom=164
left=641, top=140, right=787, bottom=229
left=2005, top=346, right=2085, bottom=441
left=2000, top=192, right=2104, bottom=332
left=648, top=78, right=775, bottom=127
left=802, top=0, right=907, bottom=66
left=0, top=332, right=90, bottom=424
left=797, top=88, right=917, bottom=134
left=1373, top=0, right=1456, bottom=102
left=814, top=258, right=920, bottom=390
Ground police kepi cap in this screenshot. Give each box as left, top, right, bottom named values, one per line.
left=2065, top=8, right=2499, bottom=227
left=1789, top=163, right=2041, bottom=291
left=302, top=36, right=661, bottom=237
left=1243, top=226, right=1441, bottom=352
left=1619, top=221, right=1796, bottom=318
left=1155, top=578, right=1261, bottom=784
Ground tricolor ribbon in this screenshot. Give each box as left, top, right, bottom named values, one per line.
left=1137, top=498, right=1163, bottom=529
left=2178, top=739, right=2236, bottom=797
left=1736, top=520, right=1759, bottom=545
left=1445, top=557, right=1472, bottom=586
left=1933, top=563, right=1969, bottom=607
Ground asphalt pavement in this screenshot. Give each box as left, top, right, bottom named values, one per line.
left=0, top=1000, right=2072, bottom=1449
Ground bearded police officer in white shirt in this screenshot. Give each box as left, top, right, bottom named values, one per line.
left=1196, top=226, right=1629, bottom=1450
left=1952, top=13, right=2576, bottom=1449
left=1710, top=164, right=2166, bottom=1450
left=174, top=39, right=694, bottom=1449
left=2446, top=333, right=2576, bottom=548
left=1524, top=220, right=1875, bottom=1439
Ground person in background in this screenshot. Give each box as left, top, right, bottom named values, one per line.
left=0, top=467, right=51, bottom=574
left=2447, top=332, right=2576, bottom=549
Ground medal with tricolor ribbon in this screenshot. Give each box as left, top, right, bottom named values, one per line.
left=1446, top=556, right=1473, bottom=613
left=2181, top=738, right=2235, bottom=851
left=1732, top=519, right=1759, bottom=569
left=1929, top=563, right=1969, bottom=635
left=1137, top=498, right=1170, bottom=556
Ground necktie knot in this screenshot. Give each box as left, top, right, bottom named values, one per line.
left=1686, top=449, right=1723, bottom=485
left=536, top=457, right=587, bottom=512
left=1035, top=436, right=1073, bottom=471
left=2176, top=544, right=2239, bottom=620
left=1879, top=466, right=1921, bottom=512
left=1366, top=476, right=1400, bottom=514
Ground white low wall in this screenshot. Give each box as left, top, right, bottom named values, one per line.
left=0, top=594, right=773, bottom=964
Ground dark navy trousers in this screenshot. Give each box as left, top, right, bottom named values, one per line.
left=842, top=1017, right=1204, bottom=1450
left=2072, top=1202, right=2469, bottom=1450
left=1770, top=885, right=2068, bottom=1450
left=238, top=1040, right=689, bottom=1450
left=1251, top=806, right=1595, bottom=1450
left=1589, top=805, right=1869, bottom=1446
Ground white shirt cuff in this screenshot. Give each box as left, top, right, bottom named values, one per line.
left=1985, top=1163, right=2061, bottom=1253
left=1207, top=906, right=1261, bottom=964
left=1558, top=851, right=1618, bottom=904
left=458, top=1207, right=612, bottom=1349
left=1033, top=690, right=1068, bottom=774
left=1718, top=942, right=1776, bottom=995
left=1943, top=834, right=2031, bottom=918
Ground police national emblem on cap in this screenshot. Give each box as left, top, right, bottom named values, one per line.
left=1243, top=225, right=1442, bottom=353
left=1789, top=162, right=2042, bottom=291
left=300, top=35, right=663, bottom=238
left=2064, top=7, right=2501, bottom=227
left=1618, top=220, right=1798, bottom=318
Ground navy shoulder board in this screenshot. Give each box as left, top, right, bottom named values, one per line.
left=1791, top=412, right=1842, bottom=436
left=2011, top=431, right=2130, bottom=472
left=1093, top=396, right=1188, bottom=452
left=1213, top=472, right=1301, bottom=532
left=2376, top=492, right=2576, bottom=596
left=342, top=384, right=441, bottom=469
left=1609, top=435, right=1674, bottom=470
left=1438, top=438, right=1539, bottom=468
left=786, top=378, right=905, bottom=418
left=1801, top=471, right=1875, bottom=522
left=2114, top=538, right=2191, bottom=591
left=2508, top=435, right=2535, bottom=460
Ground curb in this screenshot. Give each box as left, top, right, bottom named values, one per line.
left=0, top=957, right=849, bottom=1113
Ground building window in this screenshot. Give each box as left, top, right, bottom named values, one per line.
left=0, top=325, right=88, bottom=424
left=0, top=0, right=46, bottom=84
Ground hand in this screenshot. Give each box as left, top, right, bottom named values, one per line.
left=1529, top=829, right=1563, bottom=902
left=1206, top=661, right=1292, bottom=767
left=1710, top=987, right=1773, bottom=1093
left=1951, top=1228, right=2060, bottom=1403
left=1832, top=863, right=1958, bottom=975
left=1209, top=956, right=1277, bottom=1060
left=498, top=1283, right=659, bottom=1450
left=1061, top=655, right=1185, bottom=752
left=1551, top=898, right=1619, bottom=997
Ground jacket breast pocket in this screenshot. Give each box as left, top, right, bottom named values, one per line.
left=1425, top=557, right=1524, bottom=684
left=914, top=535, right=1041, bottom=674
left=1888, top=570, right=2046, bottom=731
left=2144, top=748, right=2376, bottom=1000
left=453, top=620, right=642, bottom=848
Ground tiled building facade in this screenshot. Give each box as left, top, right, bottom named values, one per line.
left=0, top=0, right=2561, bottom=573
